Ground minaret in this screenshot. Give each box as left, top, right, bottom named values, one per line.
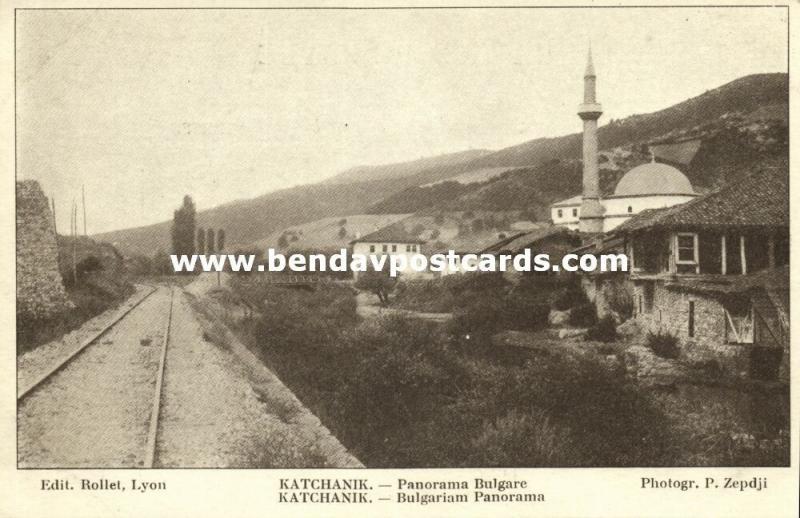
left=578, top=48, right=604, bottom=234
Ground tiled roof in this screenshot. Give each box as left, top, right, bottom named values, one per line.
left=350, top=225, right=425, bottom=244
left=551, top=195, right=583, bottom=207
left=480, top=225, right=578, bottom=254
left=664, top=266, right=789, bottom=297
left=614, top=166, right=788, bottom=233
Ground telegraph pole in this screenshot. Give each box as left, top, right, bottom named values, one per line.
left=82, top=184, right=87, bottom=236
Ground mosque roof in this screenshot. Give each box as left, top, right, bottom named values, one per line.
left=612, top=162, right=695, bottom=197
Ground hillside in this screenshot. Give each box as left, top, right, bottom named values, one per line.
left=322, top=149, right=493, bottom=184
left=95, top=178, right=414, bottom=256
left=251, top=214, right=412, bottom=252
left=369, top=74, right=787, bottom=217
left=95, top=73, right=787, bottom=257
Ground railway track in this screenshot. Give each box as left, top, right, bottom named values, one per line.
left=18, top=286, right=176, bottom=468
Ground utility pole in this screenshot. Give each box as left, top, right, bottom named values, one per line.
left=82, top=184, right=87, bottom=236
left=50, top=197, right=57, bottom=235
left=71, top=199, right=77, bottom=286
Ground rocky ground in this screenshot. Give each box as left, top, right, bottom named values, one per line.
left=17, top=284, right=154, bottom=393
left=156, top=290, right=361, bottom=467
left=18, top=287, right=171, bottom=468
left=17, top=277, right=361, bottom=468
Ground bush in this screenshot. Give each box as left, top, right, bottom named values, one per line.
left=450, top=293, right=505, bottom=338
left=503, top=293, right=550, bottom=331
left=587, top=315, right=618, bottom=342
left=569, top=302, right=597, bottom=328
left=355, top=268, right=397, bottom=304
left=646, top=330, right=680, bottom=359
left=552, top=283, right=589, bottom=311
left=393, top=278, right=456, bottom=313
left=76, top=255, right=103, bottom=277
left=603, top=282, right=634, bottom=321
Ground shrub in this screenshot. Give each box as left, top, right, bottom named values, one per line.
left=503, top=293, right=550, bottom=331
left=646, top=330, right=680, bottom=359
left=569, top=302, right=597, bottom=328
left=587, top=315, right=618, bottom=342
left=469, top=410, right=578, bottom=467
left=355, top=268, right=397, bottom=305
left=76, top=255, right=103, bottom=277
left=393, top=278, right=456, bottom=313
left=603, top=282, right=634, bottom=321
left=450, top=293, right=505, bottom=338
left=552, top=283, right=589, bottom=311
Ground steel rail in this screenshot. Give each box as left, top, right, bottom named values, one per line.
left=17, top=285, right=158, bottom=401
left=143, top=287, right=174, bottom=468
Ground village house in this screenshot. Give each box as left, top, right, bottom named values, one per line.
left=550, top=49, right=790, bottom=382
left=580, top=165, right=789, bottom=381
left=480, top=226, right=581, bottom=284
left=349, top=226, right=425, bottom=281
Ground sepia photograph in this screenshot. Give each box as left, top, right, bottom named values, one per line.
left=13, top=4, right=790, bottom=477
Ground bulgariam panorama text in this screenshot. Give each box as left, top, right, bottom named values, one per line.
left=277, top=478, right=544, bottom=504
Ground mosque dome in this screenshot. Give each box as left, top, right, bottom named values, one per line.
left=613, top=162, right=695, bottom=197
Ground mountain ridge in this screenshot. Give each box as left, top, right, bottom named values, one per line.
left=93, top=72, right=787, bottom=256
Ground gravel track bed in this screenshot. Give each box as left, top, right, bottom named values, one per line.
left=17, top=288, right=171, bottom=468
left=17, top=284, right=154, bottom=392
left=156, top=291, right=340, bottom=467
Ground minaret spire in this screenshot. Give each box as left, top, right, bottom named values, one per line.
left=578, top=47, right=604, bottom=234
left=585, top=45, right=595, bottom=78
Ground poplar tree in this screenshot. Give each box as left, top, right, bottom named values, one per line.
left=170, top=195, right=196, bottom=256
left=196, top=227, right=206, bottom=254
left=206, top=227, right=215, bottom=253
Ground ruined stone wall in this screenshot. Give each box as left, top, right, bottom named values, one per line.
left=16, top=180, right=71, bottom=319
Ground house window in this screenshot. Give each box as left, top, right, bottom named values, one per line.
left=572, top=208, right=578, bottom=217
left=406, top=245, right=411, bottom=252
left=392, top=245, right=397, bottom=252
left=412, top=245, right=417, bottom=252
left=688, top=301, right=695, bottom=338
left=556, top=209, right=562, bottom=218
left=627, top=206, right=633, bottom=213
left=369, top=245, right=375, bottom=253
left=675, top=233, right=699, bottom=274
left=725, top=299, right=754, bottom=344
left=382, top=245, right=388, bottom=253
left=641, top=283, right=654, bottom=313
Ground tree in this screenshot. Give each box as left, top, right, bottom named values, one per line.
left=206, top=228, right=215, bottom=253
left=170, top=195, right=196, bottom=255
left=277, top=234, right=289, bottom=248
left=217, top=229, right=226, bottom=251
left=355, top=268, right=397, bottom=305
left=338, top=226, right=347, bottom=238
left=196, top=227, right=206, bottom=254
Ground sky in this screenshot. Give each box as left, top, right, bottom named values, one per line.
left=16, top=7, right=788, bottom=234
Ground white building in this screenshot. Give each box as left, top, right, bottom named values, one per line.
left=551, top=162, right=699, bottom=232
left=349, top=226, right=425, bottom=280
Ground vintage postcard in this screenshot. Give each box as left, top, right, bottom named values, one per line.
left=0, top=1, right=797, bottom=517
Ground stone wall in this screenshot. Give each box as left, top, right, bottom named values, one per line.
left=632, top=281, right=750, bottom=377
left=16, top=180, right=72, bottom=319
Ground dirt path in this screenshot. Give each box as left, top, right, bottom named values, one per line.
left=18, top=287, right=172, bottom=468
left=355, top=290, right=452, bottom=322
left=156, top=291, right=334, bottom=467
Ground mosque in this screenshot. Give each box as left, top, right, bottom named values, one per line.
left=550, top=51, right=698, bottom=233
